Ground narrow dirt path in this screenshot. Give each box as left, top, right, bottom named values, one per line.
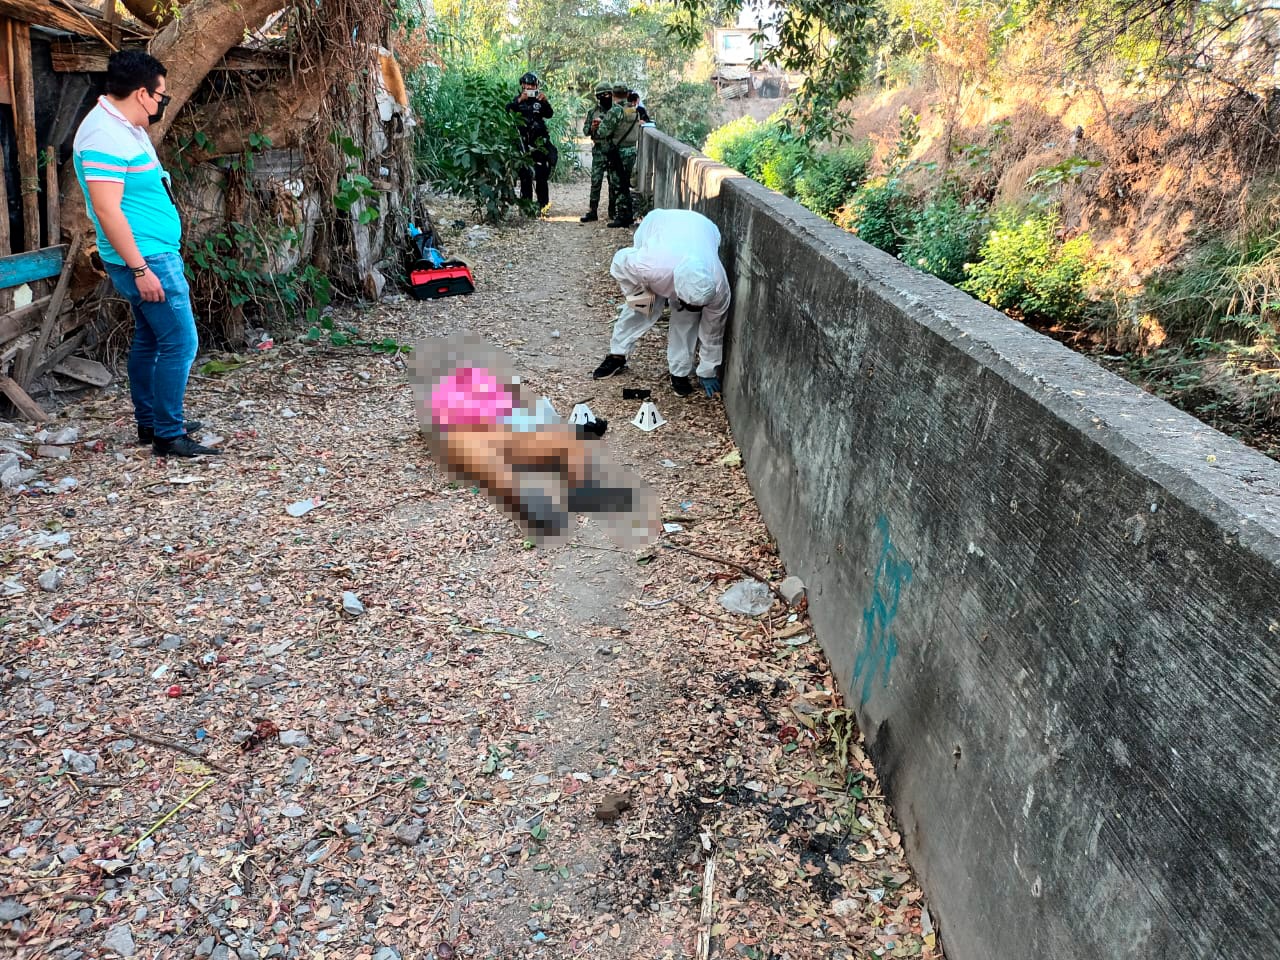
left=0, top=180, right=938, bottom=959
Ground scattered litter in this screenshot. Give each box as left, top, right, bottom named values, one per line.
left=341, top=591, right=365, bottom=616
left=663, top=523, right=684, bottom=533
left=37, top=568, right=63, bottom=592
left=718, top=448, right=742, bottom=467
left=718, top=578, right=775, bottom=616
left=286, top=498, right=323, bottom=518
left=779, top=575, right=807, bottom=606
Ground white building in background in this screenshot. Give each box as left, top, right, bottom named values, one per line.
left=709, top=4, right=791, bottom=99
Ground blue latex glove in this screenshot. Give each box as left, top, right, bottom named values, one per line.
left=700, top=375, right=722, bottom=398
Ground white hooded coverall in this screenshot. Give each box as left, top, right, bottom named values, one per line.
left=607, top=209, right=731, bottom=379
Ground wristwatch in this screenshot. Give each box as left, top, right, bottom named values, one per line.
left=130, top=264, right=148, bottom=278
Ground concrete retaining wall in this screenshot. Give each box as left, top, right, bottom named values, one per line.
left=638, top=130, right=1280, bottom=959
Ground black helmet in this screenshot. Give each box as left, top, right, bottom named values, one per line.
left=520, top=72, right=538, bottom=86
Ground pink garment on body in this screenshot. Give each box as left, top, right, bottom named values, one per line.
left=429, top=367, right=514, bottom=428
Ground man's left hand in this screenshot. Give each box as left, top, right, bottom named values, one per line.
left=700, top=376, right=722, bottom=398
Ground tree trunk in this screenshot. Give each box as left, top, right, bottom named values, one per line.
left=179, top=74, right=328, bottom=159
left=119, top=0, right=163, bottom=27
left=148, top=0, right=285, bottom=143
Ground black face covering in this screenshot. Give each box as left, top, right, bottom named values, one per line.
left=597, top=95, right=612, bottom=110
left=146, top=90, right=170, bottom=125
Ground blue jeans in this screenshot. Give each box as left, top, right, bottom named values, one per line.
left=104, top=252, right=199, bottom=440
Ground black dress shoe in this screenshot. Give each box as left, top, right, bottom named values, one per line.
left=606, top=219, right=634, bottom=228
left=670, top=374, right=694, bottom=397
left=567, top=481, right=635, bottom=514
left=592, top=354, right=627, bottom=379
left=137, top=421, right=203, bottom=444
left=515, top=491, right=569, bottom=538
left=579, top=212, right=598, bottom=222
left=153, top=435, right=221, bottom=457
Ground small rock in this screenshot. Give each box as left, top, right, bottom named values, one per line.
left=279, top=730, right=309, bottom=747
left=0, top=899, right=30, bottom=921
left=102, top=922, right=135, bottom=957
left=283, top=756, right=311, bottom=787
left=159, top=634, right=183, bottom=651
left=280, top=804, right=306, bottom=818
left=394, top=823, right=424, bottom=847
left=594, top=793, right=631, bottom=823
left=341, top=592, right=364, bottom=616
left=373, top=948, right=401, bottom=960
left=718, top=578, right=774, bottom=617
left=58, top=844, right=80, bottom=863
left=342, top=822, right=362, bottom=837
left=61, top=749, right=96, bottom=774
left=195, top=937, right=215, bottom=957
left=37, top=568, right=64, bottom=592
left=210, top=946, right=230, bottom=960
left=171, top=878, right=189, bottom=896
left=779, top=575, right=806, bottom=606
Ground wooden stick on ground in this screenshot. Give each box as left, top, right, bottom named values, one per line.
left=43, top=145, right=58, bottom=247
left=0, top=373, right=47, bottom=421
left=696, top=855, right=717, bottom=960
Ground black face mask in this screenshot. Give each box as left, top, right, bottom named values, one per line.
left=597, top=95, right=612, bottom=109
left=147, top=91, right=171, bottom=125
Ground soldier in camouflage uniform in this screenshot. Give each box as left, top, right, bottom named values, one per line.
left=580, top=81, right=615, bottom=223
left=597, top=81, right=641, bottom=228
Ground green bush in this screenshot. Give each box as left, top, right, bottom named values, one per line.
left=900, top=193, right=990, bottom=285
left=703, top=117, right=793, bottom=184
left=840, top=176, right=915, bottom=255
left=760, top=139, right=812, bottom=196
left=410, top=58, right=572, bottom=222
left=960, top=210, right=1096, bottom=323
left=794, top=144, right=872, bottom=219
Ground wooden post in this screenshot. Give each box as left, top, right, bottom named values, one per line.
left=0, top=19, right=11, bottom=258
left=9, top=18, right=39, bottom=252
left=101, top=0, right=120, bottom=50
left=43, top=146, right=58, bottom=247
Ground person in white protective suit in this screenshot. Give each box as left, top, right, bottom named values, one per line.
left=590, top=208, right=731, bottom=398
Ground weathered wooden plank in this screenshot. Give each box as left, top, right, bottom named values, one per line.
left=0, top=294, right=50, bottom=345
left=10, top=18, right=39, bottom=251
left=13, top=234, right=80, bottom=387
left=0, top=246, right=64, bottom=288
left=0, top=0, right=148, bottom=38
left=50, top=41, right=284, bottom=74
left=0, top=373, right=46, bottom=421
left=52, top=354, right=110, bottom=386
left=0, top=24, right=9, bottom=257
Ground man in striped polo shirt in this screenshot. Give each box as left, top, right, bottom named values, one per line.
left=73, top=51, right=219, bottom=457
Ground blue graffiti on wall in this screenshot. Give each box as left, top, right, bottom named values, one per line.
left=852, top=516, right=913, bottom=705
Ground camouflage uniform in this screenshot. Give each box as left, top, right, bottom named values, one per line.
left=582, top=81, right=614, bottom=222
left=597, top=81, right=641, bottom=227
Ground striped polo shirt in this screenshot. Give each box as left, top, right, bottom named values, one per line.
left=73, top=97, right=181, bottom=265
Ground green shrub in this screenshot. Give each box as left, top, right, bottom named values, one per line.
left=794, top=144, right=872, bottom=219
left=410, top=58, right=572, bottom=222
left=704, top=116, right=761, bottom=165
left=900, top=193, right=990, bottom=285
left=841, top=176, right=915, bottom=255
left=703, top=117, right=792, bottom=184
left=760, top=139, right=811, bottom=196
left=960, top=210, right=1096, bottom=323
